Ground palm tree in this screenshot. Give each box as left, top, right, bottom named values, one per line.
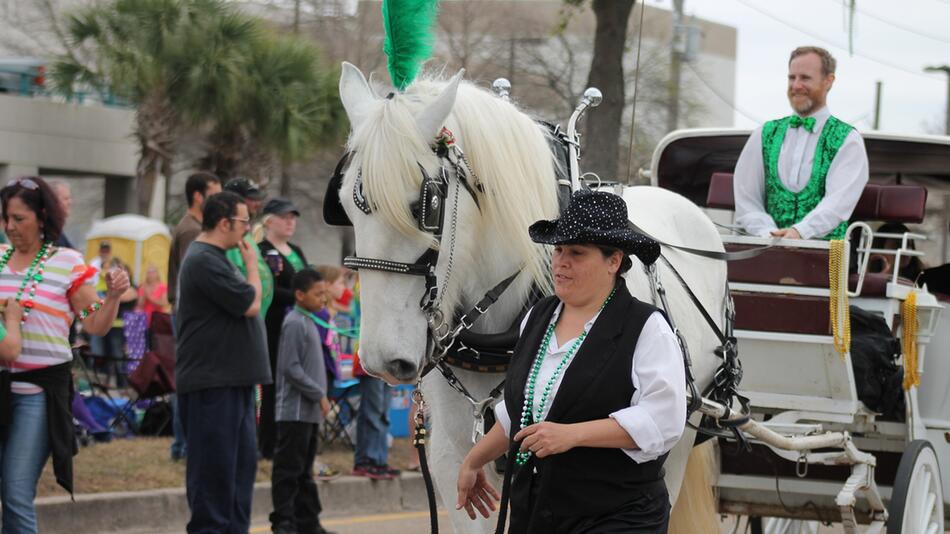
left=51, top=0, right=259, bottom=214
left=53, top=0, right=343, bottom=210
left=242, top=33, right=345, bottom=195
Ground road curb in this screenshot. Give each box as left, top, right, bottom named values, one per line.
left=37, top=473, right=436, bottom=533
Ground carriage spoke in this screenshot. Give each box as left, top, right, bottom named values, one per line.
left=916, top=492, right=936, bottom=533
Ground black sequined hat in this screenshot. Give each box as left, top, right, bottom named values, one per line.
left=529, top=190, right=660, bottom=266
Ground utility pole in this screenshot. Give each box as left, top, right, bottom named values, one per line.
left=924, top=65, right=950, bottom=135
left=667, top=0, right=684, bottom=133
left=872, top=81, right=882, bottom=130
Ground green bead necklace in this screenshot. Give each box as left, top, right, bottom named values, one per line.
left=515, top=287, right=616, bottom=466
left=0, top=242, right=53, bottom=325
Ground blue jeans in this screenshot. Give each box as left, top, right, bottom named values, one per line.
left=0, top=392, right=50, bottom=534
left=180, top=387, right=257, bottom=534
left=355, top=376, right=391, bottom=466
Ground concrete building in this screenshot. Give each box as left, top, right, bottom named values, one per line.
left=0, top=88, right=139, bottom=247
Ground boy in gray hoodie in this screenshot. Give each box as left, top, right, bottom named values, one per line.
left=270, top=268, right=335, bottom=534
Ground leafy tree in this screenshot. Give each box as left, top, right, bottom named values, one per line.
left=50, top=0, right=342, bottom=213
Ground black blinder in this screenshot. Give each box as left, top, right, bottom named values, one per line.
left=323, top=152, right=354, bottom=227
left=417, top=164, right=447, bottom=234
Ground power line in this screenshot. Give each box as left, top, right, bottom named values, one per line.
left=828, top=0, right=950, bottom=45
left=683, top=61, right=763, bottom=123
left=733, top=0, right=945, bottom=81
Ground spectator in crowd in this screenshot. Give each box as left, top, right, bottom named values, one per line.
left=98, top=258, right=138, bottom=387
left=223, top=177, right=274, bottom=318
left=48, top=179, right=75, bottom=249
left=270, top=268, right=335, bottom=534
left=137, top=264, right=170, bottom=327
left=175, top=191, right=270, bottom=533
left=325, top=266, right=399, bottom=481
left=167, top=171, right=221, bottom=462
left=87, top=241, right=115, bottom=367
left=169, top=172, right=221, bottom=309
left=0, top=176, right=130, bottom=533
left=257, top=198, right=307, bottom=460
left=90, top=241, right=112, bottom=274
left=313, top=266, right=345, bottom=383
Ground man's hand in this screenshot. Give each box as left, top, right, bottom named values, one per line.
left=770, top=227, right=802, bottom=240
left=514, top=421, right=577, bottom=458
left=104, top=268, right=131, bottom=300
left=238, top=239, right=259, bottom=274
left=320, top=397, right=331, bottom=417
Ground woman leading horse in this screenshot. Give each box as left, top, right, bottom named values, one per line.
left=457, top=190, right=686, bottom=533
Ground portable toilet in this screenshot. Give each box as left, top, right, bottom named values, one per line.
left=84, top=215, right=171, bottom=284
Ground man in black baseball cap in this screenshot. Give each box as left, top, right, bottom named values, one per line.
left=223, top=177, right=274, bottom=318
left=224, top=177, right=266, bottom=217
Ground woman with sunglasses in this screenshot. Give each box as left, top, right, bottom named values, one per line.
left=0, top=176, right=129, bottom=533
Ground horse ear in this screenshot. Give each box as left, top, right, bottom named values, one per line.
left=340, top=62, right=376, bottom=128
left=415, top=69, right=464, bottom=141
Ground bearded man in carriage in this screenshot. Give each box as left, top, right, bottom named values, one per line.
left=733, top=46, right=869, bottom=240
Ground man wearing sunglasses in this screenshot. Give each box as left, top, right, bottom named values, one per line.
left=175, top=191, right=271, bottom=534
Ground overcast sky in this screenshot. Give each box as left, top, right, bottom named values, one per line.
left=645, top=0, right=950, bottom=135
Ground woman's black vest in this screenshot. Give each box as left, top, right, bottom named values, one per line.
left=504, top=283, right=669, bottom=521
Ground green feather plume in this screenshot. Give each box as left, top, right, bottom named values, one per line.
left=382, top=0, right=439, bottom=91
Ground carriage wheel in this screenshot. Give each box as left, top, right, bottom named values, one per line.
left=887, top=440, right=944, bottom=534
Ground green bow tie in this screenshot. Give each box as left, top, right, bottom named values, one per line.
left=789, top=116, right=817, bottom=133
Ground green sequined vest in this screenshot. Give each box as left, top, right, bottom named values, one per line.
left=761, top=115, right=853, bottom=240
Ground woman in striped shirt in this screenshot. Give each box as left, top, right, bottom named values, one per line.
left=0, top=176, right=129, bottom=533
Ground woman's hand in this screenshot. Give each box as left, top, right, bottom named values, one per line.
left=514, top=422, right=577, bottom=458
left=4, top=298, right=22, bottom=325
left=456, top=462, right=500, bottom=520
left=104, top=268, right=131, bottom=300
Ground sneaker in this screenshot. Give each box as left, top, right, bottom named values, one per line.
left=352, top=463, right=388, bottom=480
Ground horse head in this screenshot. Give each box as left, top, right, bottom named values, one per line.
left=336, top=62, right=558, bottom=384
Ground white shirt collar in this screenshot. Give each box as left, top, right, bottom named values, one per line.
left=547, top=302, right=604, bottom=351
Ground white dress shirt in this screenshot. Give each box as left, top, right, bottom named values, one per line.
left=733, top=107, right=869, bottom=239
left=493, top=303, right=687, bottom=464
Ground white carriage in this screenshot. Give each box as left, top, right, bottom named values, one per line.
left=649, top=129, right=950, bottom=533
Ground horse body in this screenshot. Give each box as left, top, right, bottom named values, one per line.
left=338, top=63, right=724, bottom=533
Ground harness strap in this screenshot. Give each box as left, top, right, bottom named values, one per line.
left=629, top=221, right=780, bottom=262
left=455, top=271, right=521, bottom=331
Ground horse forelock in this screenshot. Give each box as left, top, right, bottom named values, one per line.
left=345, top=73, right=560, bottom=300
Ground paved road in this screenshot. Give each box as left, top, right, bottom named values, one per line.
left=157, top=512, right=950, bottom=533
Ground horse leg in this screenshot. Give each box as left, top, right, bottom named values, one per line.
left=668, top=437, right=720, bottom=534
left=421, top=372, right=501, bottom=534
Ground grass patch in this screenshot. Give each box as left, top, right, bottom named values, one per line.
left=38, top=436, right=418, bottom=497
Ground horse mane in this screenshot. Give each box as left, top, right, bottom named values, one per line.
left=345, top=73, right=560, bottom=296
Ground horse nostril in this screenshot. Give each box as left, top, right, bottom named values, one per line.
left=387, top=359, right=418, bottom=381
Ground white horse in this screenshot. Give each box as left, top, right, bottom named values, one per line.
left=336, top=62, right=725, bottom=534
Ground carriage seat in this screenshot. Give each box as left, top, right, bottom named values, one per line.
left=706, top=172, right=928, bottom=224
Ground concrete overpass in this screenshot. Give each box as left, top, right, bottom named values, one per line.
left=0, top=93, right=138, bottom=216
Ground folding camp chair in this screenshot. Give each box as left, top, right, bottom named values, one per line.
left=112, top=312, right=176, bottom=434
left=72, top=345, right=138, bottom=434
left=321, top=378, right=360, bottom=449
